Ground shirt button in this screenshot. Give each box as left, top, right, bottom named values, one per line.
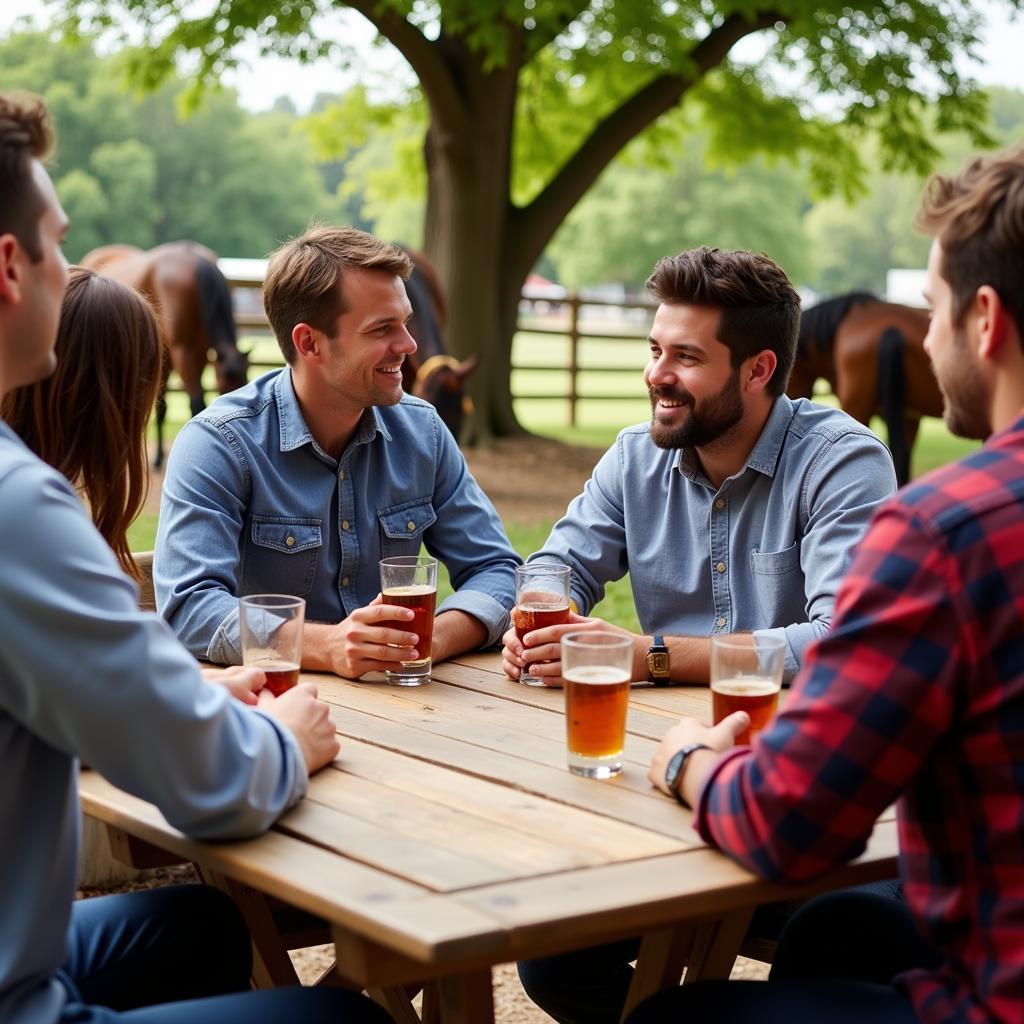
left=341, top=520, right=350, bottom=531
left=338, top=469, right=346, bottom=481
left=717, top=617, right=727, bottom=627
left=341, top=576, right=350, bottom=587
left=715, top=498, right=726, bottom=510
left=716, top=562, right=726, bottom=573
left=285, top=536, right=295, bottom=547
left=407, top=520, right=416, bottom=532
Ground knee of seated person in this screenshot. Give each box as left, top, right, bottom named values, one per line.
left=152, top=885, right=251, bottom=979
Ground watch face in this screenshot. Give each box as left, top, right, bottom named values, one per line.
left=665, top=748, right=686, bottom=792
left=648, top=651, right=670, bottom=677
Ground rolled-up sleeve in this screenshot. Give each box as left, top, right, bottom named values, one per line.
left=155, top=417, right=249, bottom=664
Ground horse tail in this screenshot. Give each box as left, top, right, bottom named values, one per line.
left=799, top=291, right=877, bottom=356
left=193, top=256, right=238, bottom=354
left=877, top=327, right=910, bottom=487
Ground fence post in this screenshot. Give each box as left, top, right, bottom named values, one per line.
left=567, top=293, right=580, bottom=427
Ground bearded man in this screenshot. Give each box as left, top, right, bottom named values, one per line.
left=503, top=246, right=897, bottom=690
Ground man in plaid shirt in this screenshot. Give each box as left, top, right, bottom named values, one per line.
left=637, top=146, right=1024, bottom=1023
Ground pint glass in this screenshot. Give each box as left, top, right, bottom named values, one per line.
left=561, top=631, right=633, bottom=778
left=513, top=563, right=571, bottom=686
left=239, top=594, right=306, bottom=696
left=710, top=634, right=786, bottom=744
left=379, top=556, right=438, bottom=686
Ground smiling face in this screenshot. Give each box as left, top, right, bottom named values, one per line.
left=922, top=239, right=991, bottom=440
left=644, top=303, right=746, bottom=450
left=319, top=267, right=417, bottom=414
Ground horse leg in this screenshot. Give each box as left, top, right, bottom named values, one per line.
left=154, top=391, right=168, bottom=470
left=189, top=391, right=206, bottom=419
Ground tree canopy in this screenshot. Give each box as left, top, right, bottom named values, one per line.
left=47, top=0, right=1007, bottom=437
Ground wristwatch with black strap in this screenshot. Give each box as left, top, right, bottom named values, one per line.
left=646, top=634, right=670, bottom=685
left=664, top=742, right=711, bottom=807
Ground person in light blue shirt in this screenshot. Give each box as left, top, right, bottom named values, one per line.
left=0, top=92, right=388, bottom=1024
left=503, top=247, right=898, bottom=689
left=155, top=226, right=519, bottom=678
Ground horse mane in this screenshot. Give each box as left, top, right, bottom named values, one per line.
left=193, top=255, right=239, bottom=354
left=798, top=291, right=878, bottom=355
left=404, top=258, right=447, bottom=360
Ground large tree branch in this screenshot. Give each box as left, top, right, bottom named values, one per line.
left=342, top=0, right=468, bottom=130
left=510, top=10, right=784, bottom=274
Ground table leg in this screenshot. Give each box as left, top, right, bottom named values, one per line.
left=620, top=924, right=695, bottom=1022
left=367, top=986, right=422, bottom=1024
left=203, top=870, right=300, bottom=988
left=682, top=908, right=754, bottom=984
left=435, top=970, right=495, bottom=1024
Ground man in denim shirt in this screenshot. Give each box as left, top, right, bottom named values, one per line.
left=503, top=247, right=897, bottom=689
left=155, top=227, right=519, bottom=677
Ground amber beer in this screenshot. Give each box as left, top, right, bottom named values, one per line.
left=513, top=600, right=570, bottom=642
left=379, top=585, right=438, bottom=669
left=252, top=658, right=301, bottom=697
left=712, top=678, right=780, bottom=745
left=565, top=667, right=631, bottom=758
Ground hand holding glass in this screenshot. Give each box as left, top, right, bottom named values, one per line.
left=513, top=564, right=571, bottom=686
left=239, top=595, right=306, bottom=696
left=710, top=634, right=786, bottom=744
left=561, top=631, right=633, bottom=778
left=378, top=556, right=438, bottom=686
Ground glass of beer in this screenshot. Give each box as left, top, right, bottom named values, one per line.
left=378, top=555, right=438, bottom=686
left=239, top=594, right=305, bottom=696
left=513, top=563, right=571, bottom=686
left=561, top=631, right=633, bottom=778
left=710, top=634, right=787, bottom=744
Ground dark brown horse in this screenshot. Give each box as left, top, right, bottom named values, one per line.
left=787, top=292, right=944, bottom=486
left=81, top=240, right=248, bottom=468
left=401, top=249, right=477, bottom=440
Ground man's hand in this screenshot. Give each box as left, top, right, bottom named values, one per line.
left=647, top=712, right=749, bottom=799
left=201, top=664, right=265, bottom=705
left=325, top=594, right=426, bottom=678
left=258, top=682, right=340, bottom=774
left=502, top=612, right=643, bottom=687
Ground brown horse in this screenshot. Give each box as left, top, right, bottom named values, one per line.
left=401, top=248, right=477, bottom=440
left=81, top=240, right=248, bottom=468
left=787, top=292, right=944, bottom=486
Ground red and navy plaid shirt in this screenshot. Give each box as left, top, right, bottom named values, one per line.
left=696, top=414, right=1024, bottom=1023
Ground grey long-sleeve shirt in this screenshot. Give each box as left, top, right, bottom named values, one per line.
left=0, top=423, right=307, bottom=1024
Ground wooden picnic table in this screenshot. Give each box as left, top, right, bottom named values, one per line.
left=79, top=652, right=899, bottom=1023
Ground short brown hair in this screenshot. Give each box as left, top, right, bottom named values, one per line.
left=0, top=91, right=54, bottom=263
left=916, top=145, right=1024, bottom=342
left=646, top=247, right=801, bottom=397
left=263, top=226, right=412, bottom=363
left=0, top=268, right=163, bottom=580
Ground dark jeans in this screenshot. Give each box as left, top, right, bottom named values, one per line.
left=517, top=880, right=909, bottom=1024
left=58, top=885, right=392, bottom=1023
left=626, top=885, right=943, bottom=1023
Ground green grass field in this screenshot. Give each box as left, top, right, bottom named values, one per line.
left=128, top=329, right=977, bottom=632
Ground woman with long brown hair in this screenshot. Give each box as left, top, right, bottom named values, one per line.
left=0, top=266, right=161, bottom=580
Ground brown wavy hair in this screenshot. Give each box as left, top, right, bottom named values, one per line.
left=916, top=144, right=1024, bottom=343
left=646, top=246, right=802, bottom=396
left=0, top=267, right=163, bottom=578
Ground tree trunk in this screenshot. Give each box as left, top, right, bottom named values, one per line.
left=421, top=41, right=526, bottom=444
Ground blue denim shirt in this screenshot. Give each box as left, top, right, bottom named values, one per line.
left=0, top=423, right=305, bottom=1024
left=531, top=396, right=898, bottom=678
left=155, top=369, right=519, bottom=663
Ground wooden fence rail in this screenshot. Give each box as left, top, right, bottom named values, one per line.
left=183, top=278, right=657, bottom=427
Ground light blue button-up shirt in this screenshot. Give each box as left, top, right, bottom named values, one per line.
left=531, top=396, right=898, bottom=678
left=0, top=423, right=307, bottom=1024
left=155, top=369, right=520, bottom=663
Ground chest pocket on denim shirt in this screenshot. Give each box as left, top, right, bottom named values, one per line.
left=248, top=517, right=322, bottom=597
left=378, top=497, right=437, bottom=557
left=750, top=543, right=805, bottom=627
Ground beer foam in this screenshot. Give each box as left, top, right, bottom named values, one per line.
left=382, top=585, right=436, bottom=597
left=711, top=677, right=779, bottom=697
left=563, top=667, right=632, bottom=686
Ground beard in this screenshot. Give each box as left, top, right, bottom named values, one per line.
left=649, top=367, right=745, bottom=450
left=937, top=327, right=990, bottom=441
